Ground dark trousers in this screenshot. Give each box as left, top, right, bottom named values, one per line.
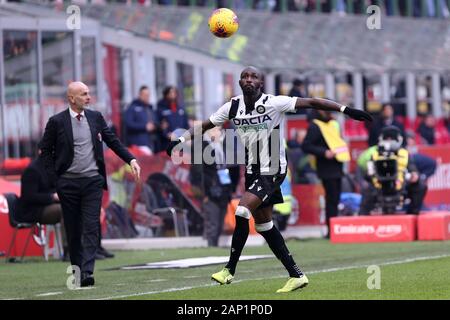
left=321, top=178, right=342, bottom=237
left=405, top=182, right=427, bottom=214
left=57, top=175, right=104, bottom=275
left=203, top=199, right=227, bottom=247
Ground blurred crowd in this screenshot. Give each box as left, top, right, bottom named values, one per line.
left=122, top=85, right=190, bottom=154
left=123, top=80, right=450, bottom=159
left=25, top=0, right=450, bottom=18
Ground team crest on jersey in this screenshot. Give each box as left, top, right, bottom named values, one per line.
left=256, top=105, right=265, bottom=114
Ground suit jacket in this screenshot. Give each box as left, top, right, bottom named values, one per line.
left=39, top=108, right=135, bottom=190
left=18, top=157, right=56, bottom=223
left=301, top=122, right=343, bottom=180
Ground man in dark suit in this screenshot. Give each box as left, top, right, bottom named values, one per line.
left=39, top=81, right=141, bottom=287
left=302, top=110, right=345, bottom=238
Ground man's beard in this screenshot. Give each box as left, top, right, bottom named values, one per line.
left=242, top=86, right=257, bottom=96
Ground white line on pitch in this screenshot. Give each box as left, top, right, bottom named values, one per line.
left=96, top=253, right=450, bottom=300
left=36, top=292, right=63, bottom=297
left=144, top=279, right=168, bottom=283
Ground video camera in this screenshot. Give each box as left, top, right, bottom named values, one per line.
left=368, top=126, right=407, bottom=214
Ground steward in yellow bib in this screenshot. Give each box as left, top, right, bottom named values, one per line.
left=302, top=110, right=349, bottom=238
left=358, top=126, right=427, bottom=215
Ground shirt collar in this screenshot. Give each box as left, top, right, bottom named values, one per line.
left=69, top=107, right=85, bottom=119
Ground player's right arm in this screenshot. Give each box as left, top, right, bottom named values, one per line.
left=166, top=101, right=231, bottom=157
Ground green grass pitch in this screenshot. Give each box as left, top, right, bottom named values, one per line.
left=0, top=239, right=449, bottom=300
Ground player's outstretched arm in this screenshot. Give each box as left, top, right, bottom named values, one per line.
left=166, top=120, right=216, bottom=156
left=295, top=97, right=373, bottom=122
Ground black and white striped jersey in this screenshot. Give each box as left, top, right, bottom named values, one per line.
left=209, top=93, right=297, bottom=175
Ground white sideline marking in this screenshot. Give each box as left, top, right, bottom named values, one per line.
left=36, top=292, right=63, bottom=297
left=145, top=279, right=167, bottom=283
left=96, top=253, right=450, bottom=300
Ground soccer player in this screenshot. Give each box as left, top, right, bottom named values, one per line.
left=167, top=66, right=372, bottom=293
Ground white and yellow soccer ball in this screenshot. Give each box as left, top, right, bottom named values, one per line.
left=208, top=8, right=239, bottom=38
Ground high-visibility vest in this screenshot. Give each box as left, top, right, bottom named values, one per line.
left=274, top=170, right=292, bottom=216
left=313, top=119, right=350, bottom=163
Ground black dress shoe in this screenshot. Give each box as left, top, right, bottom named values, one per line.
left=95, top=252, right=106, bottom=260
left=80, top=273, right=95, bottom=287
left=98, top=246, right=115, bottom=258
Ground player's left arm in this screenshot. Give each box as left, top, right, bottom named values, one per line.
left=295, top=97, right=373, bottom=122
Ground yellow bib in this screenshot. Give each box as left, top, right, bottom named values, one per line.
left=313, top=119, right=350, bottom=162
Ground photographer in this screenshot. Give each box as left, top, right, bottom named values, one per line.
left=359, top=126, right=427, bottom=215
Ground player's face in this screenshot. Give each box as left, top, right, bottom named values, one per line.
left=239, top=69, right=263, bottom=96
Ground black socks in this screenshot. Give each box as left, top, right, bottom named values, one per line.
left=259, top=225, right=303, bottom=278
left=225, top=215, right=249, bottom=275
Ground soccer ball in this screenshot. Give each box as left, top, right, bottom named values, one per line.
left=208, top=8, right=239, bottom=38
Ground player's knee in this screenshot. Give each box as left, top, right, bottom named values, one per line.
left=235, top=206, right=251, bottom=219
left=255, top=221, right=273, bottom=233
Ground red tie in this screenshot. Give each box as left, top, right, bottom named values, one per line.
left=76, top=114, right=82, bottom=121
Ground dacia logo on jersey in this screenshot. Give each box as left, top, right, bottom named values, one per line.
left=232, top=115, right=272, bottom=126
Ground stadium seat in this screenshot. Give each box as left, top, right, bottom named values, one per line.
left=141, top=184, right=189, bottom=237
left=4, top=193, right=38, bottom=262
left=435, top=120, right=450, bottom=144
left=3, top=193, right=63, bottom=261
